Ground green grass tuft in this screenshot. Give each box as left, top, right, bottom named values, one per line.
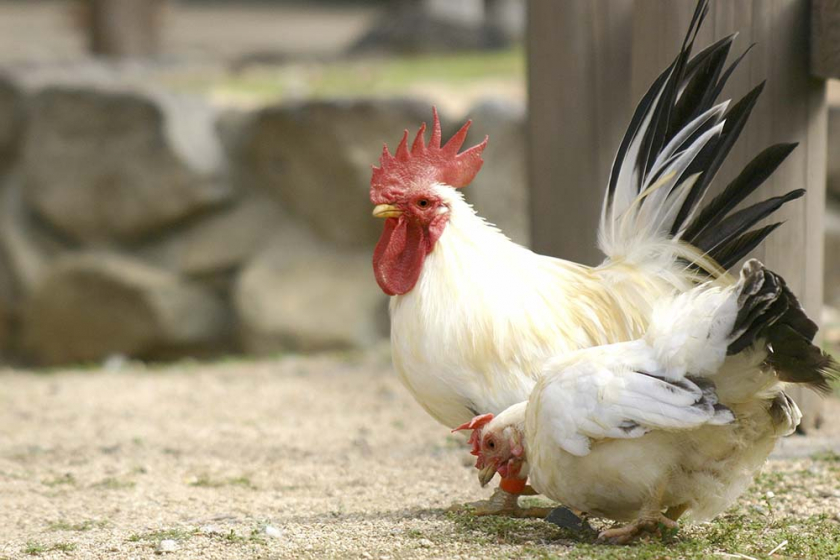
left=444, top=497, right=839, bottom=559
left=811, top=450, right=840, bottom=463
left=41, top=473, right=76, bottom=487
left=23, top=542, right=77, bottom=556
left=48, top=519, right=107, bottom=532
left=23, top=543, right=46, bottom=556
left=189, top=474, right=256, bottom=489
left=127, top=528, right=197, bottom=543
left=92, top=477, right=135, bottom=490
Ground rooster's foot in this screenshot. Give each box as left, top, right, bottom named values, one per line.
left=448, top=487, right=553, bottom=518
left=597, top=514, right=678, bottom=545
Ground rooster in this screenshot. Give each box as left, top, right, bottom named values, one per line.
left=462, top=259, right=836, bottom=542
left=369, top=0, right=836, bottom=517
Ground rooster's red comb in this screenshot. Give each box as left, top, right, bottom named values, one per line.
left=370, top=107, right=488, bottom=204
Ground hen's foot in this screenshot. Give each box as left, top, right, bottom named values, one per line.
left=448, top=487, right=553, bottom=518
left=597, top=514, right=679, bottom=545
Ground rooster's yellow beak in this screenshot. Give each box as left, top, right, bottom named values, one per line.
left=372, top=204, right=402, bottom=219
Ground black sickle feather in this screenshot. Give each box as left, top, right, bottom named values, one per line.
left=669, top=34, right=735, bottom=137
left=683, top=143, right=798, bottom=242
left=606, top=66, right=672, bottom=205
left=694, top=189, right=805, bottom=253
left=708, top=223, right=782, bottom=271
left=601, top=0, right=803, bottom=279
left=704, top=42, right=755, bottom=109
left=671, top=81, right=767, bottom=235
left=606, top=0, right=710, bottom=203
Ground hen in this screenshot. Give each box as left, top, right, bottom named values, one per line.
left=369, top=0, right=836, bottom=516
left=463, top=259, right=836, bottom=542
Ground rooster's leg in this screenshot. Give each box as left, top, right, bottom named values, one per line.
left=449, top=486, right=553, bottom=518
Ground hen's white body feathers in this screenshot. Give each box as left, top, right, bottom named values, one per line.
left=523, top=283, right=798, bottom=521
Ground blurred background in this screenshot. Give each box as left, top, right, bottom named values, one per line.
left=0, top=0, right=834, bottom=368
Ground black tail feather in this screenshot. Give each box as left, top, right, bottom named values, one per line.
left=682, top=143, right=798, bottom=241
left=694, top=189, right=805, bottom=254
left=668, top=34, right=735, bottom=141
left=603, top=0, right=805, bottom=276
left=671, top=82, right=767, bottom=236
left=707, top=222, right=783, bottom=271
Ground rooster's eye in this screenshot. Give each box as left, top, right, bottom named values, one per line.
left=417, top=199, right=429, bottom=208
left=486, top=440, right=495, bottom=449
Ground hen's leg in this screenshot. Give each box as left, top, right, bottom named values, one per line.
left=449, top=479, right=553, bottom=518
left=597, top=485, right=680, bottom=544
left=664, top=503, right=689, bottom=521
left=597, top=513, right=678, bottom=544
left=449, top=486, right=554, bottom=518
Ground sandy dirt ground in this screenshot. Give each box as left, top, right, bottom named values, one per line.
left=1, top=350, right=839, bottom=560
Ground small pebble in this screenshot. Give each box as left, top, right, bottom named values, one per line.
left=418, top=538, right=434, bottom=548
left=263, top=525, right=283, bottom=538
left=361, top=553, right=373, bottom=560
left=766, top=491, right=775, bottom=499
left=103, top=354, right=129, bottom=372
left=199, top=525, right=222, bottom=535
left=156, top=540, right=179, bottom=554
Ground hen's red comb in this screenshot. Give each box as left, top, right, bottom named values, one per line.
left=370, top=107, right=488, bottom=204
left=452, top=413, right=494, bottom=457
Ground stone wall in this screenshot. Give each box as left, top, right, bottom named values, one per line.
left=3, top=68, right=832, bottom=367
left=0, top=73, right=527, bottom=366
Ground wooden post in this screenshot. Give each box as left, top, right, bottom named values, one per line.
left=485, top=0, right=525, bottom=42
left=87, top=0, right=165, bottom=58
left=527, top=0, right=634, bottom=265
left=811, top=0, right=840, bottom=79
left=527, top=1, right=829, bottom=429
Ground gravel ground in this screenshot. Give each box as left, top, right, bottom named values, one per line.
left=1, top=351, right=839, bottom=560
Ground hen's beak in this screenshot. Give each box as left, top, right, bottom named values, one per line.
left=372, top=204, right=402, bottom=219
left=478, top=464, right=497, bottom=487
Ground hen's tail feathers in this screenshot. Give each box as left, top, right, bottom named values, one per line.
left=598, top=0, right=802, bottom=272
left=727, top=260, right=840, bottom=394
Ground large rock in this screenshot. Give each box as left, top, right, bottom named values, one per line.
left=351, top=1, right=511, bottom=54
left=22, top=253, right=229, bottom=365
left=0, top=173, right=65, bottom=298
left=462, top=99, right=529, bottom=245
left=0, top=173, right=67, bottom=359
left=0, top=249, right=17, bottom=354
left=139, top=191, right=283, bottom=278
left=234, top=240, right=388, bottom=353
left=232, top=99, right=434, bottom=248
left=21, top=85, right=231, bottom=244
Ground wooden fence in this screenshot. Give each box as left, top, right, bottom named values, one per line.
left=527, top=0, right=838, bottom=429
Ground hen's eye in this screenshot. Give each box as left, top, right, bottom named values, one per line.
left=487, top=440, right=495, bottom=449
left=417, top=199, right=429, bottom=208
